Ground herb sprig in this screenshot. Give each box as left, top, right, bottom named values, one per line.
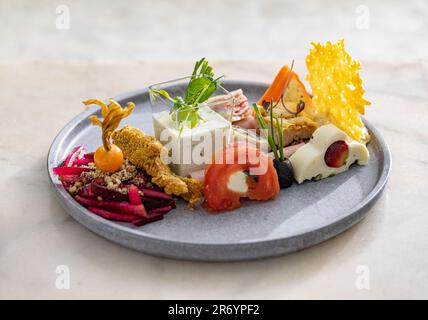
left=149, top=58, right=223, bottom=134
left=253, top=101, right=285, bottom=162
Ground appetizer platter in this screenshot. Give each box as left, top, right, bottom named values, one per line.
left=47, top=40, right=391, bottom=261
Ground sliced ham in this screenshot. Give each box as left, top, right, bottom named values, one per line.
left=207, top=89, right=250, bottom=123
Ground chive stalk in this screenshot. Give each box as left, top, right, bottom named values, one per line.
left=253, top=103, right=279, bottom=161
left=276, top=116, right=284, bottom=161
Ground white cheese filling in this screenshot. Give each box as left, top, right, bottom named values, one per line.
left=289, top=124, right=369, bottom=184
left=227, top=171, right=248, bottom=193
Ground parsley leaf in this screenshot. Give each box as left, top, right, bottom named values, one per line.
left=149, top=58, right=222, bottom=134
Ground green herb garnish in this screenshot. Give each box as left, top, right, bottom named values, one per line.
left=253, top=101, right=286, bottom=162
left=149, top=58, right=223, bottom=134
left=276, top=116, right=284, bottom=160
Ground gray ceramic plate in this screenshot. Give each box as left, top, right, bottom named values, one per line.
left=47, top=81, right=391, bottom=261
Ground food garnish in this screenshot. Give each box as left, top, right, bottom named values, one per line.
left=289, top=124, right=369, bottom=183
left=149, top=58, right=223, bottom=133
left=253, top=102, right=280, bottom=161
left=258, top=61, right=314, bottom=120
left=239, top=64, right=317, bottom=147
left=258, top=65, right=292, bottom=108
left=253, top=102, right=295, bottom=188
left=84, top=99, right=135, bottom=173
left=285, top=101, right=305, bottom=118
left=204, top=143, right=280, bottom=212
left=185, top=58, right=222, bottom=105
left=305, top=39, right=371, bottom=141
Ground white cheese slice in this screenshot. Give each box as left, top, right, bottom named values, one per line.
left=289, top=124, right=369, bottom=183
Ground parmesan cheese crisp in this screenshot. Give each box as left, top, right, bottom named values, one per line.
left=305, top=40, right=371, bottom=141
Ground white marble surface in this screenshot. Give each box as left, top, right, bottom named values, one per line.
left=1, top=61, right=428, bottom=299
left=0, top=0, right=427, bottom=61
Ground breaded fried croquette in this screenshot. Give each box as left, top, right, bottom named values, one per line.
left=180, top=177, right=204, bottom=208
left=112, top=126, right=203, bottom=207
left=112, top=126, right=187, bottom=195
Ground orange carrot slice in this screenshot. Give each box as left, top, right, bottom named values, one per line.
left=258, top=66, right=313, bottom=112
left=258, top=66, right=291, bottom=107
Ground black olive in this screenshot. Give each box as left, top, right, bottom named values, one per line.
left=273, top=159, right=294, bottom=188
left=243, top=170, right=259, bottom=183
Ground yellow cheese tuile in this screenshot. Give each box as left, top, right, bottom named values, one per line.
left=305, top=40, right=371, bottom=141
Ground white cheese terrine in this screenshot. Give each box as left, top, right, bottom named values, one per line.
left=289, top=124, right=369, bottom=183
left=152, top=106, right=232, bottom=176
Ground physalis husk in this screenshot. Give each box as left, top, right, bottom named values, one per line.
left=305, top=39, right=371, bottom=141
left=85, top=99, right=135, bottom=151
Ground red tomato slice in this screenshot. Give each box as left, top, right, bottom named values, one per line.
left=204, top=143, right=279, bottom=212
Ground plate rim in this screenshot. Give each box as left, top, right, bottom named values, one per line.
left=47, top=80, right=391, bottom=258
